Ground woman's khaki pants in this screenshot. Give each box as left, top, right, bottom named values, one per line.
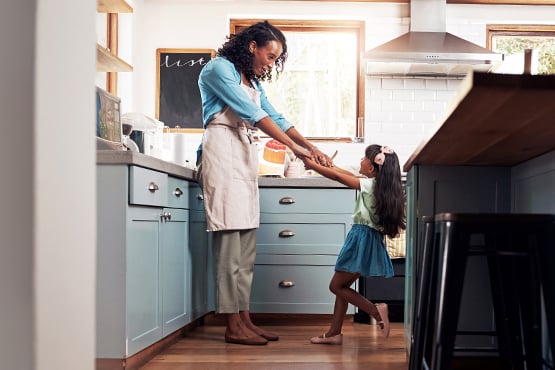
left=212, top=228, right=257, bottom=313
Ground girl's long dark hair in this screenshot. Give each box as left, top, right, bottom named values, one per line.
left=217, top=20, right=288, bottom=83
left=366, top=144, right=406, bottom=238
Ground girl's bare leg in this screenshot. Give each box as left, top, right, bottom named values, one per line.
left=329, top=271, right=383, bottom=323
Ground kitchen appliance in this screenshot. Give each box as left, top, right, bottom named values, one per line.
left=364, top=0, right=503, bottom=76
left=121, top=113, right=164, bottom=156
left=122, top=123, right=139, bottom=152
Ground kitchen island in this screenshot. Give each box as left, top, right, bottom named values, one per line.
left=403, top=72, right=555, bottom=361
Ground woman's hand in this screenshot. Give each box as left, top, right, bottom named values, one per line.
left=290, top=144, right=312, bottom=161
left=310, top=147, right=333, bottom=167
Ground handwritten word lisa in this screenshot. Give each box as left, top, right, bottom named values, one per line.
left=160, top=55, right=209, bottom=68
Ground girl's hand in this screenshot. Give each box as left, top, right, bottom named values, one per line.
left=301, top=156, right=319, bottom=171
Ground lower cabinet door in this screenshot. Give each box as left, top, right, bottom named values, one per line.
left=127, top=207, right=163, bottom=356
left=160, top=208, right=190, bottom=336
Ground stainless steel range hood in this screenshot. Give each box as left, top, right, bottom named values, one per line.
left=364, top=0, right=503, bottom=76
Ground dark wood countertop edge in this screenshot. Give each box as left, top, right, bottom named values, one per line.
left=403, top=72, right=555, bottom=172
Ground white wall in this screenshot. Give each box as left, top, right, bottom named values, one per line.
left=1, top=0, right=96, bottom=369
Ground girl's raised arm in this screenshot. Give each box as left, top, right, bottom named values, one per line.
left=303, top=157, right=362, bottom=190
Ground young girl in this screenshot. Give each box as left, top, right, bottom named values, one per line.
left=302, top=144, right=406, bottom=344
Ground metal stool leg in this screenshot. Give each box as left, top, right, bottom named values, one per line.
left=430, top=219, right=471, bottom=370
left=409, top=216, right=434, bottom=370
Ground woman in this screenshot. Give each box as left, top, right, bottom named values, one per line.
left=198, top=20, right=332, bottom=345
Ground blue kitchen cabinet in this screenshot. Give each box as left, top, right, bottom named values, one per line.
left=97, top=164, right=195, bottom=360
left=250, top=187, right=356, bottom=314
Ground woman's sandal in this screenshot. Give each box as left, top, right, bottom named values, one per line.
left=376, top=303, right=390, bottom=338
left=310, top=333, right=343, bottom=345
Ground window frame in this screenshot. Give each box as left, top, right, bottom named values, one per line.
left=230, top=19, right=366, bottom=141
left=486, top=24, right=555, bottom=74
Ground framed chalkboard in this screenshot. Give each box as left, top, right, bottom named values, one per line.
left=155, top=48, right=215, bottom=131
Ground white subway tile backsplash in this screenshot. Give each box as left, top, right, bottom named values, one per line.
left=392, top=90, right=414, bottom=101
left=414, top=90, right=437, bottom=100
left=370, top=89, right=394, bottom=99
left=382, top=122, right=405, bottom=133
left=382, top=100, right=404, bottom=112
left=366, top=78, right=383, bottom=89
left=366, top=100, right=381, bottom=112
left=401, top=101, right=424, bottom=111
left=404, top=78, right=427, bottom=89
left=364, top=74, right=465, bottom=169
left=447, top=79, right=464, bottom=90
left=423, top=100, right=447, bottom=112
left=425, top=79, right=449, bottom=90
left=391, top=112, right=412, bottom=124
left=367, top=111, right=391, bottom=123
left=382, top=78, right=406, bottom=89
left=412, top=111, right=437, bottom=123
left=437, top=90, right=457, bottom=101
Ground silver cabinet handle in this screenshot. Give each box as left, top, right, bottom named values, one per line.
left=279, top=280, right=295, bottom=288
left=197, top=193, right=204, bottom=200
left=160, top=212, right=171, bottom=221
left=174, top=188, right=183, bottom=197
left=279, top=197, right=295, bottom=204
left=279, top=230, right=295, bottom=238
left=148, top=182, right=159, bottom=192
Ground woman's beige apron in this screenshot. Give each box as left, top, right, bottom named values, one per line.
left=201, top=85, right=261, bottom=231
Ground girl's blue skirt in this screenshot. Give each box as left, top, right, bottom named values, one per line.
left=335, top=223, right=394, bottom=278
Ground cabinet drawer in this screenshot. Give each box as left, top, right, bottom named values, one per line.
left=259, top=188, right=354, bottom=214
left=167, top=177, right=189, bottom=209
left=256, top=222, right=346, bottom=255
left=129, top=166, right=168, bottom=207
left=251, top=263, right=336, bottom=314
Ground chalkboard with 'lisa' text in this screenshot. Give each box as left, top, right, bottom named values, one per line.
left=155, top=48, right=215, bottom=131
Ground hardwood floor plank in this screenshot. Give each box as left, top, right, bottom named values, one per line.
left=138, top=316, right=408, bottom=370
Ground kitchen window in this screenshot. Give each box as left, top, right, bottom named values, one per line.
left=230, top=19, right=365, bottom=140
left=487, top=24, right=555, bottom=74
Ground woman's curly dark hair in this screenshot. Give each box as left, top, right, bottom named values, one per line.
left=217, top=20, right=288, bottom=83
left=365, top=144, right=406, bottom=238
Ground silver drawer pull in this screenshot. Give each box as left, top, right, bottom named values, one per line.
left=278, top=230, right=295, bottom=238
left=279, top=197, right=295, bottom=204
left=174, top=188, right=183, bottom=197
left=148, top=182, right=159, bottom=192
left=279, top=280, right=295, bottom=288
left=197, top=193, right=204, bottom=200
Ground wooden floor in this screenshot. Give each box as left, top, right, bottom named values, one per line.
left=138, top=315, right=408, bottom=370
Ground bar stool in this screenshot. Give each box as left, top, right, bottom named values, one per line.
left=408, top=216, right=435, bottom=370
left=427, top=213, right=555, bottom=370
